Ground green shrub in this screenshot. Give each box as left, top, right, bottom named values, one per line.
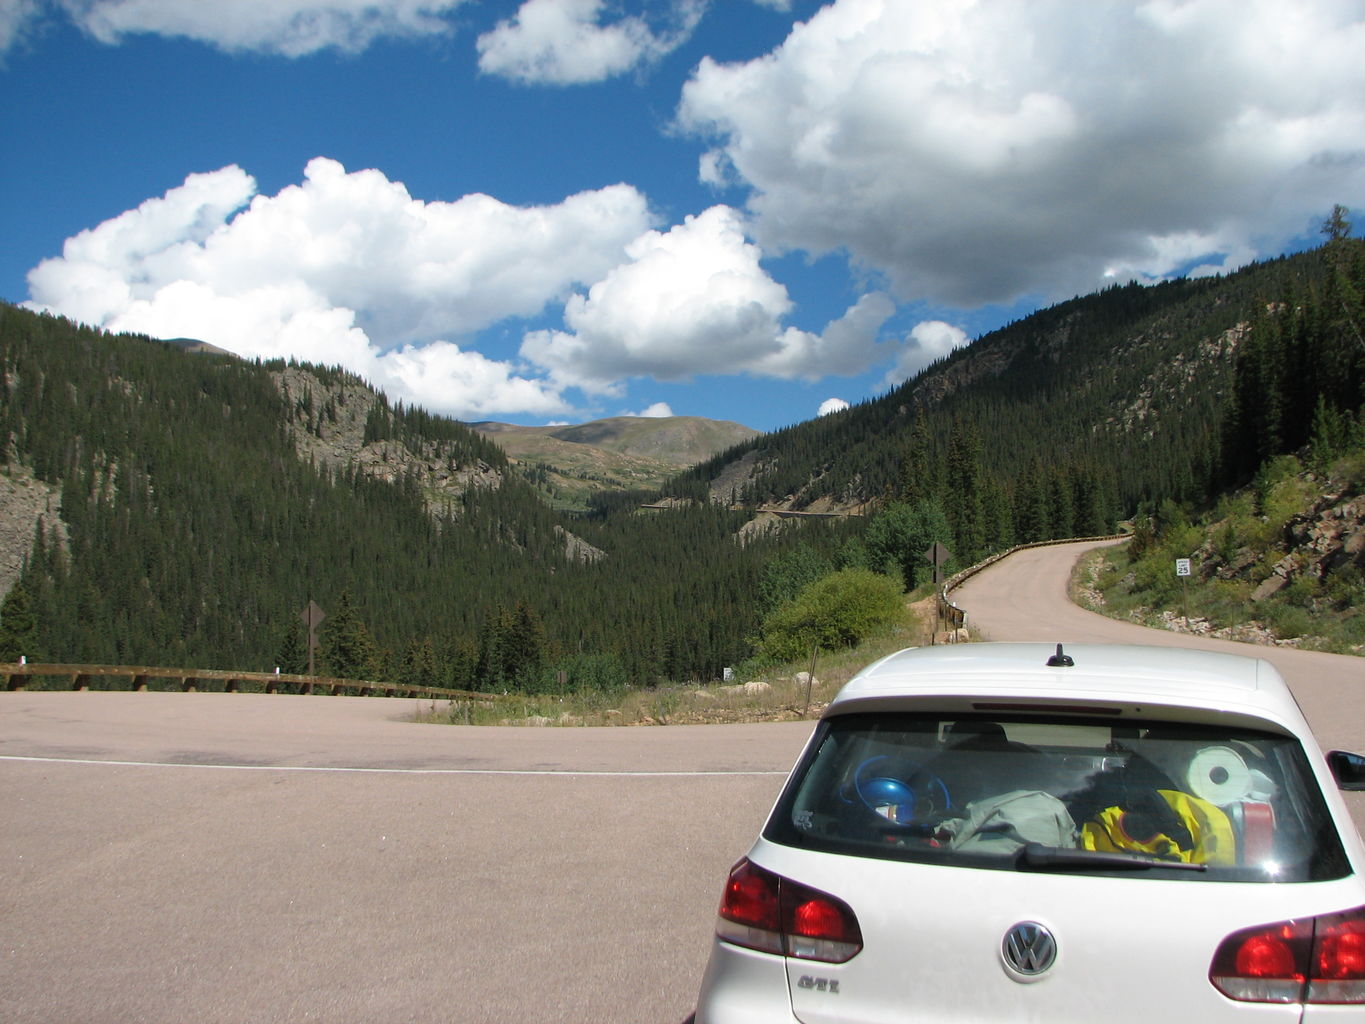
left=1324, top=567, right=1364, bottom=610
left=757, top=568, right=904, bottom=662
left=1261, top=600, right=1313, bottom=641
left=1282, top=574, right=1319, bottom=608
left=1132, top=553, right=1179, bottom=604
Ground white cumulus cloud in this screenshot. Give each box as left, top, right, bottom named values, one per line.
left=884, top=320, right=970, bottom=387
left=477, top=0, right=705, bottom=85
left=43, top=0, right=468, bottom=55
left=25, top=158, right=653, bottom=419
left=622, top=401, right=674, bottom=418
left=817, top=397, right=848, bottom=416
left=679, top=0, right=1365, bottom=308
left=520, top=205, right=893, bottom=392
left=755, top=290, right=894, bottom=380
left=0, top=0, right=42, bottom=57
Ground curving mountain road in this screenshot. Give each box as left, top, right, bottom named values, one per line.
left=3, top=537, right=1363, bottom=1022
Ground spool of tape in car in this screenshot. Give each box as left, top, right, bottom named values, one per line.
left=1186, top=746, right=1253, bottom=806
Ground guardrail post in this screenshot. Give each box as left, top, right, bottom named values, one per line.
left=182, top=678, right=197, bottom=692
left=131, top=675, right=148, bottom=691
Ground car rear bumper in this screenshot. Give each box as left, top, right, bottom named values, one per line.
left=693, top=937, right=797, bottom=1024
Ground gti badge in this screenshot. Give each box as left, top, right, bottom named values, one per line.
left=1001, top=921, right=1057, bottom=982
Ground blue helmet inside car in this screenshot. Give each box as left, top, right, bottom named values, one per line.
left=859, top=774, right=917, bottom=823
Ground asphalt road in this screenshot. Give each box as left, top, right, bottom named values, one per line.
left=4, top=537, right=1364, bottom=1022
left=0, top=695, right=812, bottom=1023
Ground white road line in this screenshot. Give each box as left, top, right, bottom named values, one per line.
left=0, top=753, right=787, bottom=777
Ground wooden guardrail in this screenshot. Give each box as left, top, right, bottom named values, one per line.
left=1, top=662, right=498, bottom=701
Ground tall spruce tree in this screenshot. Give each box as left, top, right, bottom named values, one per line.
left=0, top=582, right=38, bottom=662
left=320, top=590, right=382, bottom=681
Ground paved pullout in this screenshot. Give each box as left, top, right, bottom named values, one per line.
left=3, top=538, right=1362, bottom=1022
left=0, top=695, right=812, bottom=1024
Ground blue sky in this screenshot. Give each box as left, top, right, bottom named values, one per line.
left=3, top=0, right=1362, bottom=433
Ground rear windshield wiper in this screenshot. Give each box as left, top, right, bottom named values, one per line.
left=1015, top=842, right=1209, bottom=873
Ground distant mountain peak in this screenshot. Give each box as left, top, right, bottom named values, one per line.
left=468, top=415, right=759, bottom=507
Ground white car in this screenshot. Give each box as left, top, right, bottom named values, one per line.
left=692, top=643, right=1365, bottom=1022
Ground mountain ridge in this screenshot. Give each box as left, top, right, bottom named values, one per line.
left=1, top=237, right=1359, bottom=688
left=469, top=415, right=758, bottom=507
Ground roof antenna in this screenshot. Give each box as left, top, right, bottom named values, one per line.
left=1047, top=643, right=1074, bottom=667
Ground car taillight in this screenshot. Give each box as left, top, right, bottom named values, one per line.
left=1210, top=906, right=1365, bottom=1004
left=714, top=858, right=863, bottom=964
left=1312, top=909, right=1365, bottom=1003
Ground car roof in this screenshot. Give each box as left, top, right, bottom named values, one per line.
left=829, top=642, right=1307, bottom=732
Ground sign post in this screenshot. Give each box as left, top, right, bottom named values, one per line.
left=924, top=542, right=954, bottom=640
left=301, top=601, right=326, bottom=676
left=1174, top=559, right=1192, bottom=628
left=924, top=543, right=952, bottom=588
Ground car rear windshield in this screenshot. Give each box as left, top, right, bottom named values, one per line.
left=765, top=711, right=1350, bottom=882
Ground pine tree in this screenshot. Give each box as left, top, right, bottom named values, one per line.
left=945, top=421, right=985, bottom=563
left=0, top=582, right=39, bottom=662
left=757, top=545, right=833, bottom=613
left=320, top=590, right=383, bottom=680
left=1012, top=458, right=1050, bottom=543
left=502, top=602, right=548, bottom=690
left=400, top=635, right=440, bottom=688
left=898, top=411, right=938, bottom=505
left=273, top=620, right=309, bottom=676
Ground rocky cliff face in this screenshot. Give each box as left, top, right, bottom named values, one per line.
left=1251, top=490, right=1365, bottom=600
left=274, top=367, right=608, bottom=562
left=1186, top=473, right=1365, bottom=603
left=274, top=366, right=503, bottom=516
left=0, top=465, right=65, bottom=598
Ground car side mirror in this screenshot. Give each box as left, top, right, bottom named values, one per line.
left=1327, top=750, right=1365, bottom=791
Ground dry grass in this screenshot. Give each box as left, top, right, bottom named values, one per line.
left=417, top=593, right=945, bottom=727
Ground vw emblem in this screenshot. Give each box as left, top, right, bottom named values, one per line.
left=1001, top=921, right=1057, bottom=981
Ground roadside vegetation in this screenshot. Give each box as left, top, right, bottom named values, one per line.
left=1078, top=445, right=1365, bottom=654
left=419, top=589, right=941, bottom=727
left=1074, top=215, right=1365, bottom=655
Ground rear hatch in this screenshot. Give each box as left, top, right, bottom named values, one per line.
left=750, top=708, right=1365, bottom=1023
left=759, top=843, right=1361, bottom=1022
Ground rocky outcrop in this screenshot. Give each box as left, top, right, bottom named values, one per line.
left=1194, top=486, right=1365, bottom=601
left=555, top=525, right=606, bottom=563
left=1286, top=493, right=1365, bottom=575
left=273, top=366, right=502, bottom=516
left=0, top=465, right=65, bottom=597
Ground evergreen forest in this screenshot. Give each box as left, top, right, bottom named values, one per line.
left=674, top=233, right=1365, bottom=567
left=2, top=229, right=1362, bottom=691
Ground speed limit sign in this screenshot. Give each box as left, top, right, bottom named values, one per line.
left=1175, top=558, right=1192, bottom=577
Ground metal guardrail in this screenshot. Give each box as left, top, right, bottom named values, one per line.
left=2, top=662, right=497, bottom=701
left=936, top=533, right=1131, bottom=637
